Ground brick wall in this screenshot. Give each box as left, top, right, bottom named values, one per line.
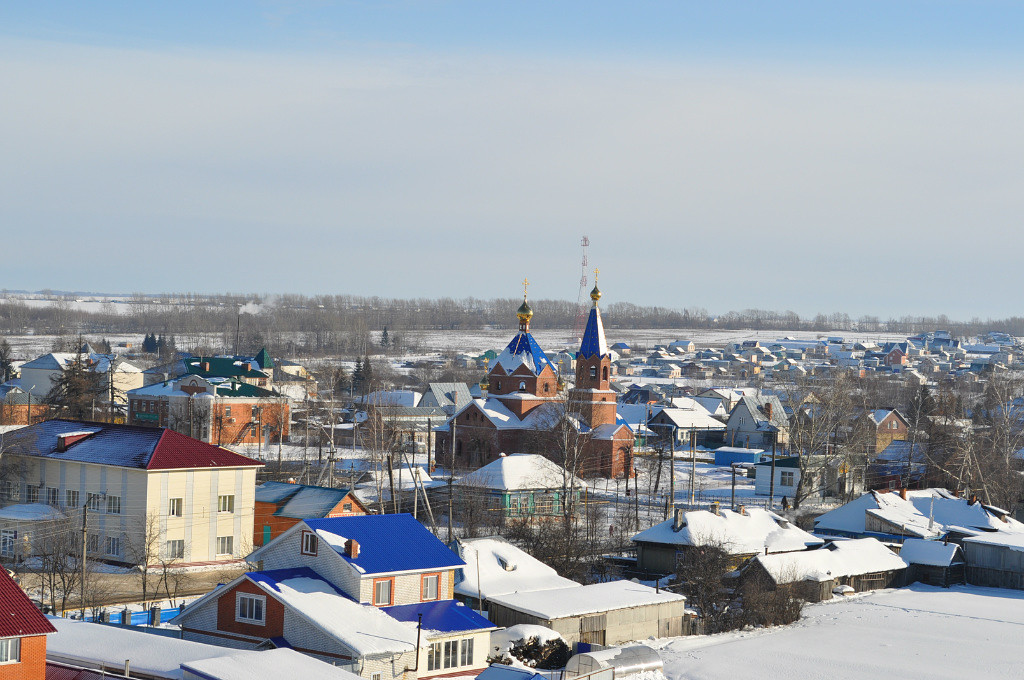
left=216, top=580, right=284, bottom=639
left=0, top=635, right=46, bottom=680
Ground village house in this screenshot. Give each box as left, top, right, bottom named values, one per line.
left=724, top=395, right=790, bottom=449
left=856, top=408, right=909, bottom=457
left=452, top=453, right=587, bottom=524
left=7, top=351, right=143, bottom=408
left=739, top=537, right=908, bottom=602
left=0, top=420, right=261, bottom=567
left=144, top=354, right=273, bottom=390
left=631, top=504, right=822, bottom=575
left=127, top=374, right=290, bottom=446
left=254, top=481, right=368, bottom=547
left=0, top=568, right=55, bottom=680
left=173, top=513, right=495, bottom=679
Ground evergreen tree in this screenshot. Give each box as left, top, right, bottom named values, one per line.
left=45, top=352, right=106, bottom=420
left=380, top=327, right=390, bottom=349
left=362, top=355, right=374, bottom=391
left=142, top=333, right=158, bottom=353
left=0, top=339, right=12, bottom=383
left=353, top=357, right=364, bottom=393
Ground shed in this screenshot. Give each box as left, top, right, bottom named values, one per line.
left=898, top=538, right=965, bottom=587
left=962, top=532, right=1024, bottom=590
left=712, top=447, right=765, bottom=466
left=485, top=580, right=687, bottom=646
left=564, top=645, right=662, bottom=679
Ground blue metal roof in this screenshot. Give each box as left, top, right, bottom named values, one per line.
left=383, top=599, right=494, bottom=633
left=303, top=514, right=465, bottom=576
left=578, top=307, right=607, bottom=359
left=497, top=332, right=554, bottom=375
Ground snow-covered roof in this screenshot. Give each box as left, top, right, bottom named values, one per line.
left=752, top=538, right=907, bottom=583
left=814, top=489, right=1024, bottom=538
left=453, top=536, right=580, bottom=600
left=488, top=580, right=683, bottom=620
left=652, top=407, right=726, bottom=431
left=962, top=532, right=1024, bottom=551
left=898, top=539, right=964, bottom=567
left=47, top=616, right=243, bottom=679
left=632, top=508, right=822, bottom=555
left=456, top=454, right=586, bottom=491
left=180, top=648, right=362, bottom=680
left=247, top=568, right=418, bottom=655
left=0, top=503, right=65, bottom=521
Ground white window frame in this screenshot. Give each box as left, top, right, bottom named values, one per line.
left=218, top=495, right=235, bottom=513
left=86, top=492, right=102, bottom=511
left=105, top=536, right=121, bottom=557
left=427, top=642, right=442, bottom=671
left=301, top=531, right=318, bottom=556
left=0, top=530, right=15, bottom=558
left=781, top=471, right=795, bottom=487
left=106, top=495, right=121, bottom=515
left=460, top=637, right=474, bottom=666
left=45, top=487, right=59, bottom=506
left=373, top=578, right=393, bottom=606
left=165, top=539, right=185, bottom=559
left=0, top=637, right=20, bottom=664
left=168, top=498, right=183, bottom=517
left=236, top=592, right=266, bottom=625
left=65, top=489, right=79, bottom=508
left=421, top=573, right=439, bottom=601
left=217, top=535, right=234, bottom=556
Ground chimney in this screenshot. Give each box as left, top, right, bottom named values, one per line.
left=953, top=489, right=961, bottom=498
left=710, top=501, right=721, bottom=516
left=673, top=507, right=685, bottom=531
left=738, top=504, right=747, bottom=516
left=201, top=362, right=210, bottom=372
left=345, top=538, right=360, bottom=559
left=899, top=487, right=908, bottom=501
left=969, top=494, right=977, bottom=506
left=764, top=402, right=773, bottom=421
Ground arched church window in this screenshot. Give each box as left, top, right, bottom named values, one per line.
left=590, top=366, right=597, bottom=379
left=519, top=381, right=526, bottom=392
left=602, top=366, right=608, bottom=381
left=495, top=380, right=501, bottom=391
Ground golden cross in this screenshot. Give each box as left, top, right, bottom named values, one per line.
left=522, top=277, right=529, bottom=298
left=593, top=267, right=599, bottom=282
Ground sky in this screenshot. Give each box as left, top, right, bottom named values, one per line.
left=3, top=1, right=1024, bottom=321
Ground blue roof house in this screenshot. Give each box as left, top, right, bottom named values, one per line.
left=172, top=514, right=495, bottom=680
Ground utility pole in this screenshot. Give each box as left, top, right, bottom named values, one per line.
left=447, top=417, right=456, bottom=542
left=769, top=431, right=778, bottom=509
left=731, top=465, right=737, bottom=511
left=669, top=426, right=676, bottom=515
left=427, top=417, right=432, bottom=473
left=80, top=506, right=88, bottom=618
left=689, top=430, right=696, bottom=504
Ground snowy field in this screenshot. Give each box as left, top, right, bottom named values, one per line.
left=655, top=584, right=1024, bottom=680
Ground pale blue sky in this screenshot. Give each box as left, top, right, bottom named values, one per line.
left=2, top=2, right=1024, bottom=319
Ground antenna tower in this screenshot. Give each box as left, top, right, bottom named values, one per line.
left=572, top=235, right=590, bottom=341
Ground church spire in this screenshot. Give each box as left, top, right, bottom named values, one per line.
left=579, top=269, right=608, bottom=359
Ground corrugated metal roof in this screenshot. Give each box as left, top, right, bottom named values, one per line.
left=277, top=486, right=353, bottom=519
left=0, top=569, right=55, bottom=637
left=303, top=514, right=464, bottom=576
left=383, top=599, right=494, bottom=633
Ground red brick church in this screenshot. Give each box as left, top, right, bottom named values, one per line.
left=434, top=282, right=633, bottom=478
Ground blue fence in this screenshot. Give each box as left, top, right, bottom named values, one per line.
left=85, top=606, right=184, bottom=625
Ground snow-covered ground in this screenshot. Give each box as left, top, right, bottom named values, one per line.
left=654, top=584, right=1024, bottom=680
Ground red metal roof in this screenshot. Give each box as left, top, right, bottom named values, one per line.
left=146, top=429, right=263, bottom=470
left=0, top=570, right=56, bottom=637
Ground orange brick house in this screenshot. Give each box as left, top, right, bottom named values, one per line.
left=128, top=375, right=289, bottom=446
left=254, top=481, right=368, bottom=547
left=0, top=569, right=55, bottom=680
left=0, top=387, right=48, bottom=426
